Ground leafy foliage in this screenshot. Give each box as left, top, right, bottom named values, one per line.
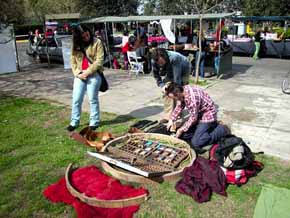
left=0, top=0, right=25, bottom=24
left=240, top=0, right=290, bottom=16
left=76, top=0, right=139, bottom=17
left=2, top=0, right=289, bottom=24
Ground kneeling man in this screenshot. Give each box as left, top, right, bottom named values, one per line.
left=165, top=82, right=229, bottom=149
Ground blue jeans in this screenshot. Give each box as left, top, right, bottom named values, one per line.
left=70, top=73, right=101, bottom=127
left=195, top=51, right=205, bottom=78
left=214, top=56, right=220, bottom=74
left=182, top=121, right=227, bottom=148
left=172, top=61, right=191, bottom=85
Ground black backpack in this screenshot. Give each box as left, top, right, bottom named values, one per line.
left=214, top=135, right=254, bottom=170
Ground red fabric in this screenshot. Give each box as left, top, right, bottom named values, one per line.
left=148, top=36, right=168, bottom=43
left=215, top=19, right=225, bottom=42
left=43, top=166, right=148, bottom=218
left=122, top=42, right=130, bottom=54
left=82, top=56, right=90, bottom=70
left=113, top=57, right=121, bottom=69
left=175, top=157, right=227, bottom=203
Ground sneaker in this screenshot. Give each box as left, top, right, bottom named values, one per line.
left=89, top=126, right=98, bottom=131
left=67, top=125, right=77, bottom=132
left=193, top=146, right=207, bottom=154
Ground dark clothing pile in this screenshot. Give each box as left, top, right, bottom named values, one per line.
left=175, top=157, right=227, bottom=203
left=129, top=120, right=171, bottom=135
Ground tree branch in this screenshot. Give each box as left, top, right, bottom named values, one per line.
left=204, top=0, right=227, bottom=13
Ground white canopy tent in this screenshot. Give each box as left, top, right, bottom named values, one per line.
left=81, top=13, right=234, bottom=73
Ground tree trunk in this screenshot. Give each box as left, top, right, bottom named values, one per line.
left=195, top=14, right=203, bottom=83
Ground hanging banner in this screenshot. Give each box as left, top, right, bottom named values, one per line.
left=160, top=19, right=176, bottom=44
left=0, top=25, right=17, bottom=74
left=61, top=37, right=72, bottom=69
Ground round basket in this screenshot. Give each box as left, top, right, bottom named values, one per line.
left=65, top=163, right=149, bottom=208
left=100, top=133, right=196, bottom=184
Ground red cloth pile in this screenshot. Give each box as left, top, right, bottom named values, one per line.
left=175, top=157, right=227, bottom=203
left=43, top=166, right=148, bottom=218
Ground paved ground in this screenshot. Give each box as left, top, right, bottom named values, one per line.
left=1, top=51, right=290, bottom=160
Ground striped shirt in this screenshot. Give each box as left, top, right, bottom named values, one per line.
left=170, top=85, right=217, bottom=132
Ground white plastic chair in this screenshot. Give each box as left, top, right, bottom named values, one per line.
left=127, top=51, right=144, bottom=76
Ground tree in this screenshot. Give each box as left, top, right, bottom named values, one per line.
left=178, top=0, right=231, bottom=82
left=77, top=0, right=139, bottom=18
left=0, top=0, right=25, bottom=24
left=157, top=0, right=184, bottom=15
left=142, top=0, right=158, bottom=15
left=241, top=0, right=290, bottom=16
left=27, top=0, right=78, bottom=22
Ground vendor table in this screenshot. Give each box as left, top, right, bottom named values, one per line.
left=230, top=39, right=290, bottom=58
left=176, top=47, right=233, bottom=77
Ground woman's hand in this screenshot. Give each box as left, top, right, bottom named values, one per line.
left=78, top=72, right=89, bottom=80
left=175, top=128, right=184, bottom=138
left=166, top=119, right=173, bottom=131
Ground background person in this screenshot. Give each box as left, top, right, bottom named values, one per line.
left=253, top=29, right=262, bottom=60
left=121, top=30, right=130, bottom=70
left=195, top=31, right=208, bottom=79
left=67, top=25, right=104, bottom=132
left=151, top=48, right=191, bottom=121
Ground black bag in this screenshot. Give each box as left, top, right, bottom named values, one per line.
left=214, top=135, right=254, bottom=170
left=99, top=71, right=109, bottom=92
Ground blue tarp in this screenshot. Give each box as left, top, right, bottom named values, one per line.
left=232, top=16, right=290, bottom=22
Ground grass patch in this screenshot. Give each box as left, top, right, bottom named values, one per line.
left=189, top=77, right=210, bottom=86
left=0, top=96, right=290, bottom=218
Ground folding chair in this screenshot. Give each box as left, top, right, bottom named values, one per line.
left=127, top=51, right=145, bottom=76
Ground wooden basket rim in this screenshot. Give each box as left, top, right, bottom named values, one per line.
left=100, top=133, right=196, bottom=184
left=65, top=163, right=149, bottom=208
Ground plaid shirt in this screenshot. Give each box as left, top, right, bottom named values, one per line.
left=170, top=85, right=217, bottom=132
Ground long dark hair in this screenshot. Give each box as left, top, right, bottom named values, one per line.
left=151, top=48, right=170, bottom=64
left=164, top=82, right=184, bottom=96
left=72, top=25, right=94, bottom=52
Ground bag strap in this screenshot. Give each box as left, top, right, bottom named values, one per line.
left=81, top=49, right=93, bottom=64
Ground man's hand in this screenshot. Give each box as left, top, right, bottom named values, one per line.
left=175, top=128, right=184, bottom=138
left=166, top=119, right=173, bottom=131
left=161, top=85, right=166, bottom=94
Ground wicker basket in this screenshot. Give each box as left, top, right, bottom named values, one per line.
left=100, top=133, right=196, bottom=184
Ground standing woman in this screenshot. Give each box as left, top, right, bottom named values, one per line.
left=67, top=25, right=104, bottom=131
left=195, top=31, right=207, bottom=79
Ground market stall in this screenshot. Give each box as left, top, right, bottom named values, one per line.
left=82, top=13, right=234, bottom=76
left=228, top=16, right=290, bottom=58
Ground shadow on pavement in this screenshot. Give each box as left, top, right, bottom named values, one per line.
left=221, top=64, right=252, bottom=80
left=100, top=114, right=135, bottom=126
left=100, top=105, right=163, bottom=126
left=129, top=105, right=163, bottom=119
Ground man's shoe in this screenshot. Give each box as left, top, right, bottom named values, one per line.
left=67, top=125, right=77, bottom=132
left=194, top=146, right=207, bottom=154
left=89, top=126, right=98, bottom=131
